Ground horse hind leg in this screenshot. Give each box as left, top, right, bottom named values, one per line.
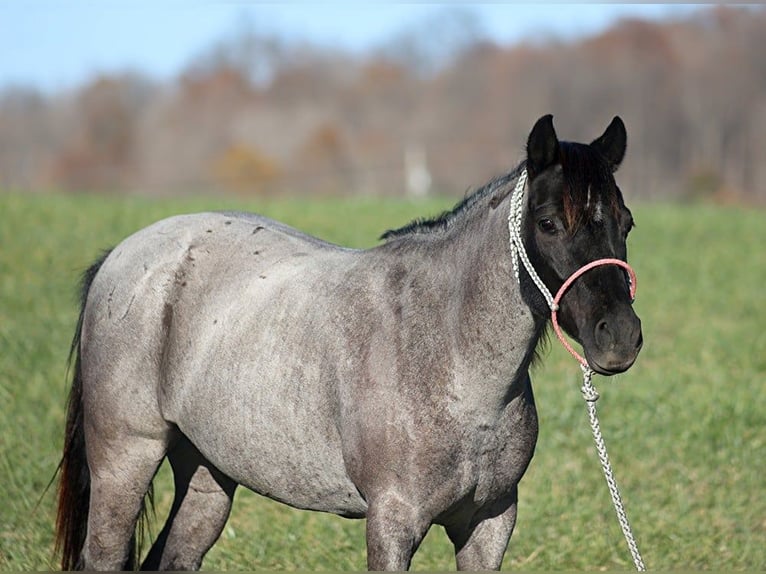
left=81, top=433, right=168, bottom=570
left=141, top=435, right=237, bottom=571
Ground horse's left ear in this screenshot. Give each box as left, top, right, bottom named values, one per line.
left=591, top=116, right=627, bottom=172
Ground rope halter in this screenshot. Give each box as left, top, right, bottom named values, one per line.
left=507, top=168, right=646, bottom=571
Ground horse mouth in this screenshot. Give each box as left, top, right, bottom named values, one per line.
left=586, top=352, right=639, bottom=376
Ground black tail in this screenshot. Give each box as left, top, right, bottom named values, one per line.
left=55, top=251, right=111, bottom=570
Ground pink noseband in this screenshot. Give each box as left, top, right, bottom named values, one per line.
left=550, top=258, right=637, bottom=368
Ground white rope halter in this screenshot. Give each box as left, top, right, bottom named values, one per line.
left=507, top=168, right=646, bottom=571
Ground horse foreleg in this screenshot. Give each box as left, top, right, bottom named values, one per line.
left=141, top=437, right=236, bottom=571
left=365, top=491, right=429, bottom=571
left=445, top=490, right=518, bottom=571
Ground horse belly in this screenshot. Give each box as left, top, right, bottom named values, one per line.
left=179, top=397, right=366, bottom=517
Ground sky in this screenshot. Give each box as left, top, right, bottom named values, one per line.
left=0, top=2, right=706, bottom=93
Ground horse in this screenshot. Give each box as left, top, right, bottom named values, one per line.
left=55, top=114, right=642, bottom=571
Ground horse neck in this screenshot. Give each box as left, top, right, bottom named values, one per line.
left=443, top=195, right=544, bottom=406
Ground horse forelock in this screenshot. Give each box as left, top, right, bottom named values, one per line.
left=559, top=142, right=621, bottom=234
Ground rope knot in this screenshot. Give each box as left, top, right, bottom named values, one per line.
left=580, top=365, right=600, bottom=402
left=581, top=384, right=600, bottom=402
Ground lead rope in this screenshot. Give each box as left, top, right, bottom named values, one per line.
left=580, top=366, right=646, bottom=571
left=508, top=168, right=646, bottom=571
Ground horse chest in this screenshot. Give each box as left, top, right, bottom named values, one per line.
left=457, top=388, right=539, bottom=507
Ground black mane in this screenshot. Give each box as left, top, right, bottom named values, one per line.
left=380, top=162, right=527, bottom=241
left=380, top=139, right=622, bottom=242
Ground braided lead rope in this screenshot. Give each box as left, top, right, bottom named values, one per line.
left=582, top=366, right=647, bottom=571
left=508, top=169, right=646, bottom=571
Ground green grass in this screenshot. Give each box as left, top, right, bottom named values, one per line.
left=1, top=191, right=764, bottom=570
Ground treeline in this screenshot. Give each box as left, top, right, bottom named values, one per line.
left=1, top=6, right=765, bottom=202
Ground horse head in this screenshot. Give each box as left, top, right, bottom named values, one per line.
left=521, top=114, right=642, bottom=375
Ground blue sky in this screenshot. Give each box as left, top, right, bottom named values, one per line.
left=0, top=2, right=705, bottom=92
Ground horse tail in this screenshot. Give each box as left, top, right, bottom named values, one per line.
left=55, top=250, right=111, bottom=570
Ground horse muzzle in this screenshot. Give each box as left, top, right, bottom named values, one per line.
left=584, top=312, right=643, bottom=376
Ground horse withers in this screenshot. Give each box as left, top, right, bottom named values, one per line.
left=55, top=115, right=642, bottom=570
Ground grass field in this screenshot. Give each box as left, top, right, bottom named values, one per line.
left=1, top=190, right=764, bottom=570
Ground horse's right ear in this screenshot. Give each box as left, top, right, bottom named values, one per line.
left=526, top=114, right=560, bottom=178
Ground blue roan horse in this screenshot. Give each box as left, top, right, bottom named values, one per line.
left=55, top=115, right=642, bottom=570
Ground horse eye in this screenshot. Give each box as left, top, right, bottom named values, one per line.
left=537, top=218, right=557, bottom=234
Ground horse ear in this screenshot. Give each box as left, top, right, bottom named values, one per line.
left=591, top=116, right=627, bottom=172
left=526, top=114, right=560, bottom=178
left=527, top=114, right=560, bottom=178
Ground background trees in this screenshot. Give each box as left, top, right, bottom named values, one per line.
left=1, top=6, right=764, bottom=202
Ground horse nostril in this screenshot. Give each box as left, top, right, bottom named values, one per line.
left=594, top=319, right=614, bottom=348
